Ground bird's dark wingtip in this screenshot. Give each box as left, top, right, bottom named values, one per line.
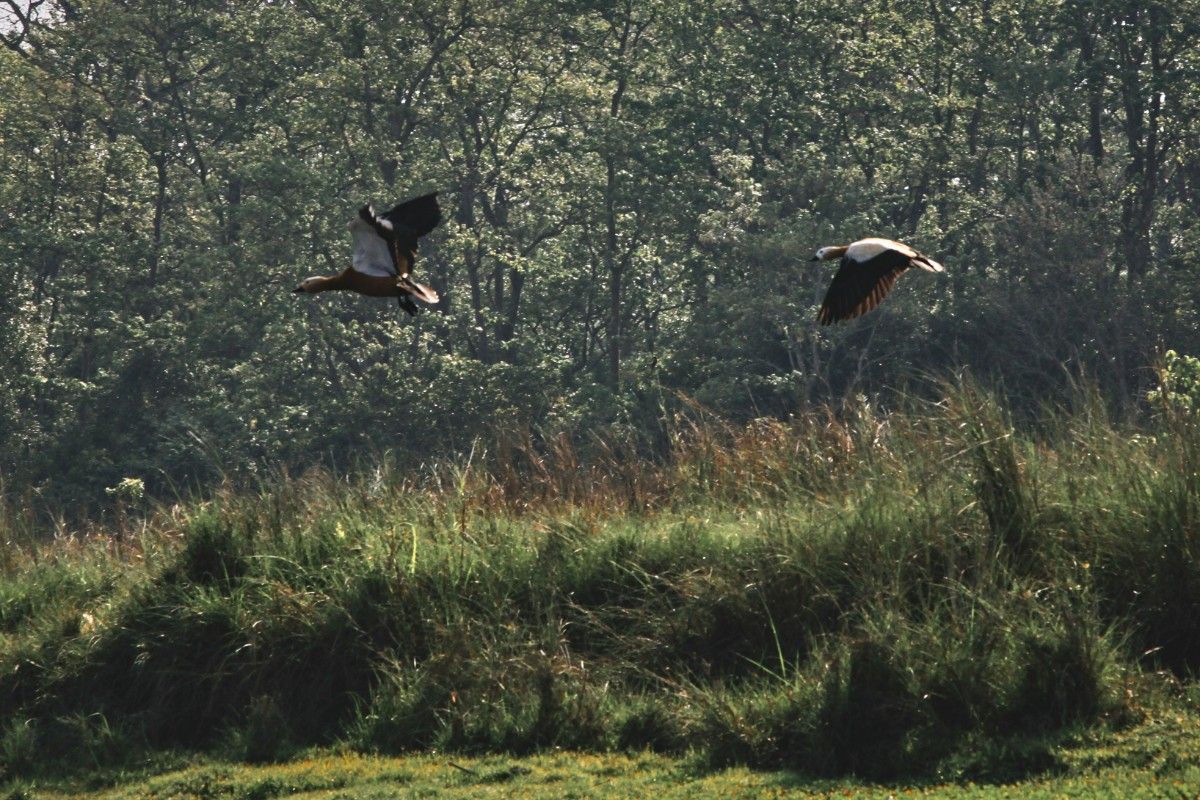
left=384, top=192, right=442, bottom=237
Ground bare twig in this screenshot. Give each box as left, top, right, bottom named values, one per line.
left=1, top=0, right=46, bottom=53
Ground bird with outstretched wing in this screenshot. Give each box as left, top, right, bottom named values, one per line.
left=294, top=192, right=442, bottom=316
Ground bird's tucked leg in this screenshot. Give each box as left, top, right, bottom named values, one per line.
left=397, top=295, right=420, bottom=316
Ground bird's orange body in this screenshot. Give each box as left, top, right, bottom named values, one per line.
left=304, top=269, right=412, bottom=298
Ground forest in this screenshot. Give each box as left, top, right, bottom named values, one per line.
left=5, top=3, right=1200, bottom=793
left=1, top=0, right=1198, bottom=511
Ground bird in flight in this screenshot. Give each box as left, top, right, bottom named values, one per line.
left=294, top=192, right=442, bottom=315
left=811, top=237, right=944, bottom=324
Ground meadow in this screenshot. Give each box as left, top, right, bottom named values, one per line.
left=2, top=378, right=1200, bottom=796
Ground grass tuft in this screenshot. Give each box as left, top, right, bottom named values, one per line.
left=1, top=377, right=1198, bottom=781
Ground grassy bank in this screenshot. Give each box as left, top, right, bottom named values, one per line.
left=11, top=711, right=1200, bottom=800
left=1, top=380, right=1199, bottom=783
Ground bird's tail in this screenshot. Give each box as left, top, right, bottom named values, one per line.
left=398, top=275, right=439, bottom=306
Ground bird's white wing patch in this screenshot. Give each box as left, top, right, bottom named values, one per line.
left=847, top=238, right=917, bottom=262
left=349, top=217, right=396, bottom=277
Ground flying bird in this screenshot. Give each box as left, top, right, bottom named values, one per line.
left=811, top=237, right=944, bottom=325
left=294, top=192, right=442, bottom=315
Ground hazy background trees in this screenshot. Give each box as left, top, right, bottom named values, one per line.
left=2, top=0, right=1198, bottom=509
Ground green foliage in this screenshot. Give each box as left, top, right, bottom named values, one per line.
left=0, top=719, right=37, bottom=779
left=1, top=384, right=1199, bottom=782
left=1149, top=351, right=1200, bottom=412
left=11, top=738, right=1200, bottom=799
left=224, top=695, right=296, bottom=765
left=105, top=478, right=145, bottom=504
left=2, top=0, right=1200, bottom=510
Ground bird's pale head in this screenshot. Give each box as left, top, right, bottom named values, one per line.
left=812, top=246, right=846, bottom=262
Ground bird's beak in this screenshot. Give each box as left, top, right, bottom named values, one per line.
left=292, top=286, right=304, bottom=293
left=809, top=256, right=820, bottom=261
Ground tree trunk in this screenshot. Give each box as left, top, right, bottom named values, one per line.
left=605, top=157, right=622, bottom=390
left=150, top=153, right=167, bottom=285
left=1079, top=14, right=1105, bottom=165
left=1114, top=4, right=1166, bottom=281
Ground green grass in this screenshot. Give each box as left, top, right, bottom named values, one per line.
left=9, top=711, right=1200, bottom=798
left=2, top=378, right=1200, bottom=787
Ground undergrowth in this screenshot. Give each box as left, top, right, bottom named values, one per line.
left=1, top=378, right=1198, bottom=781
